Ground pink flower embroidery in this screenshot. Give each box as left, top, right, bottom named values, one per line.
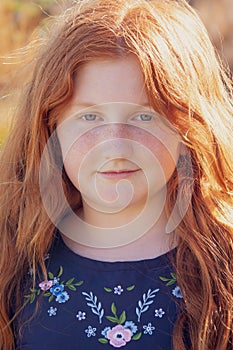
left=39, top=280, right=53, bottom=291
left=107, top=325, right=132, bottom=348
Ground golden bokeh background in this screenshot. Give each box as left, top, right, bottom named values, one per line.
left=0, top=0, right=232, bottom=143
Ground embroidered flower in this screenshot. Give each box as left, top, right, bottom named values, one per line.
left=76, top=311, right=86, bottom=321
left=101, top=327, right=111, bottom=338
left=107, top=324, right=132, bottom=347
left=48, top=306, right=57, bottom=316
left=124, top=321, right=138, bottom=334
left=172, top=286, right=183, bottom=298
left=143, top=323, right=155, bottom=335
left=50, top=283, right=64, bottom=296
left=155, top=308, right=165, bottom=318
left=85, top=325, right=96, bottom=337
left=114, top=285, right=124, bottom=295
left=56, top=291, right=70, bottom=303
left=39, top=280, right=53, bottom=291
left=53, top=277, right=60, bottom=285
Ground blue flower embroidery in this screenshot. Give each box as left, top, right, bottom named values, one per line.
left=53, top=277, right=60, bottom=285
left=50, top=283, right=64, bottom=296
left=124, top=321, right=138, bottom=334
left=154, top=308, right=165, bottom=318
left=48, top=306, right=57, bottom=316
left=143, top=323, right=155, bottom=335
left=101, top=326, right=111, bottom=338
left=56, top=291, right=69, bottom=303
left=172, top=286, right=183, bottom=298
left=85, top=325, right=96, bottom=337
left=76, top=311, right=86, bottom=321
left=25, top=266, right=83, bottom=304
left=114, top=285, right=124, bottom=295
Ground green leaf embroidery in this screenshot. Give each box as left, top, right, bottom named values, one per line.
left=166, top=280, right=176, bottom=286
left=126, top=285, right=135, bottom=291
left=104, top=287, right=112, bottom=292
left=57, top=266, right=63, bottom=278
left=132, top=332, right=142, bottom=340
left=106, top=316, right=118, bottom=323
left=48, top=294, right=54, bottom=302
left=75, top=280, right=84, bottom=286
left=25, top=294, right=35, bottom=304
left=67, top=285, right=76, bottom=291
left=160, top=272, right=177, bottom=286
left=171, top=272, right=177, bottom=280
left=98, top=338, right=108, bottom=344
left=106, top=303, right=127, bottom=325
left=66, top=278, right=75, bottom=285
left=159, top=276, right=169, bottom=282
left=111, top=302, right=117, bottom=316
left=119, top=311, right=126, bottom=324
left=48, top=272, right=54, bottom=280
left=25, top=266, right=84, bottom=305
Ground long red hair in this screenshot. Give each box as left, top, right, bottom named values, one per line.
left=0, top=1, right=232, bottom=349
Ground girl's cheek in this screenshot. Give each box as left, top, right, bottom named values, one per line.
left=60, top=123, right=180, bottom=180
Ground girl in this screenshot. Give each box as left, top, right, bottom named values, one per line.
left=0, top=0, right=232, bottom=349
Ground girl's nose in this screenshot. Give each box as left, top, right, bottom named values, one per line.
left=101, top=123, right=134, bottom=160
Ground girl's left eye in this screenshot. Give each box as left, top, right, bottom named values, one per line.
left=81, top=114, right=98, bottom=121
left=134, top=114, right=153, bottom=121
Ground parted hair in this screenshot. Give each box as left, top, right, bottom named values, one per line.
left=0, top=0, right=232, bottom=349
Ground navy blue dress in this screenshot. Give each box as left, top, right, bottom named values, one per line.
left=16, top=235, right=183, bottom=349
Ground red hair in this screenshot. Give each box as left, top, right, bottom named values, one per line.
left=0, top=1, right=232, bottom=349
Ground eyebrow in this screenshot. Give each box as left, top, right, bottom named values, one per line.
left=72, top=102, right=152, bottom=108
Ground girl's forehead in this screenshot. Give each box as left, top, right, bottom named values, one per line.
left=71, top=55, right=148, bottom=106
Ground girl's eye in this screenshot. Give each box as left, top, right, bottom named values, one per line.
left=81, top=114, right=98, bottom=121
left=135, top=114, right=153, bottom=121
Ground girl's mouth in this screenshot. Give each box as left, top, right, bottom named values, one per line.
left=97, top=169, right=141, bottom=179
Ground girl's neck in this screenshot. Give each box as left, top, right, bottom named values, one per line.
left=60, top=203, right=177, bottom=262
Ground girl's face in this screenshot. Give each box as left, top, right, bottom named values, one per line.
left=57, top=56, right=181, bottom=214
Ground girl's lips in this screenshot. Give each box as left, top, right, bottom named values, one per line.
left=97, top=169, right=141, bottom=179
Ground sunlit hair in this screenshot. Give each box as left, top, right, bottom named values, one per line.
left=0, top=0, right=232, bottom=349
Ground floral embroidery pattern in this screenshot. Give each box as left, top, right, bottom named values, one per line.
left=159, top=273, right=183, bottom=298
left=48, top=306, right=57, bottom=316
left=107, top=325, right=132, bottom=347
left=39, top=280, right=53, bottom=291
left=155, top=308, right=165, bottom=318
left=25, top=266, right=83, bottom=304
left=104, top=285, right=135, bottom=293
left=82, top=291, right=104, bottom=324
left=143, top=323, right=155, bottom=335
left=172, top=286, right=183, bottom=298
left=76, top=311, right=86, bottom=321
left=106, top=302, right=126, bottom=325
left=98, top=303, right=142, bottom=346
left=85, top=325, right=97, bottom=337
left=159, top=272, right=177, bottom=286
left=114, top=285, right=124, bottom=295
left=124, top=321, right=138, bottom=334
left=136, top=288, right=159, bottom=322
left=26, top=264, right=179, bottom=347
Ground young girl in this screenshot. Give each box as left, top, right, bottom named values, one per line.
left=0, top=0, right=232, bottom=349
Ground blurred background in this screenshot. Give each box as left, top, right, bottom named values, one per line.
left=0, top=0, right=232, bottom=143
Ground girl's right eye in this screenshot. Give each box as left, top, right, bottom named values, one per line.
left=81, top=114, right=98, bottom=121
